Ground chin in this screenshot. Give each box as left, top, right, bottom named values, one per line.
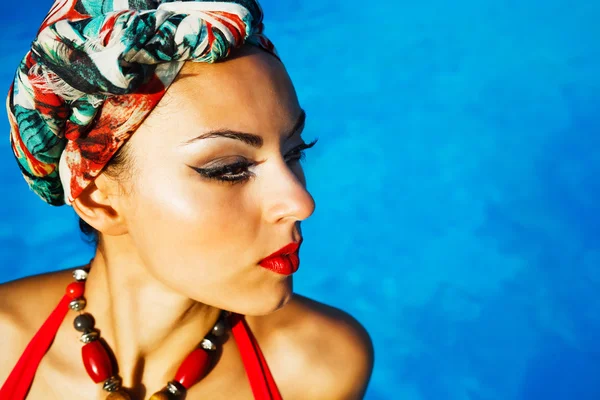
left=238, top=276, right=294, bottom=316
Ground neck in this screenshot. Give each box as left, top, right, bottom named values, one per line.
left=84, top=246, right=221, bottom=389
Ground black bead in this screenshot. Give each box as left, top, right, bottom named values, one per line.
left=74, top=313, right=95, bottom=332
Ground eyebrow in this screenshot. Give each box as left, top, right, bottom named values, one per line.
left=181, top=109, right=306, bottom=148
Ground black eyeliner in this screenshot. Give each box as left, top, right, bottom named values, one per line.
left=190, top=138, right=318, bottom=183
left=190, top=160, right=254, bottom=178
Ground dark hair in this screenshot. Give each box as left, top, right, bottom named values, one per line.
left=79, top=218, right=99, bottom=246
left=78, top=140, right=134, bottom=246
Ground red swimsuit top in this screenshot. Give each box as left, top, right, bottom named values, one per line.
left=0, top=290, right=282, bottom=400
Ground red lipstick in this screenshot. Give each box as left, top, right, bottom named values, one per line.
left=259, top=240, right=302, bottom=275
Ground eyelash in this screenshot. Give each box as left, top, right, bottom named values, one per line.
left=193, top=139, right=318, bottom=185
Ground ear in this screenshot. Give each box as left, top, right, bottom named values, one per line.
left=71, top=174, right=129, bottom=236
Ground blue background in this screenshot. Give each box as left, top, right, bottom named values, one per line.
left=2, top=1, right=599, bottom=399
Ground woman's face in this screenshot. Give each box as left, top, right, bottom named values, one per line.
left=111, top=46, right=315, bottom=315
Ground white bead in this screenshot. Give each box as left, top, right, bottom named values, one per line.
left=72, top=269, right=88, bottom=281
left=80, top=330, right=99, bottom=343
left=69, top=298, right=86, bottom=311
left=103, top=376, right=122, bottom=392
left=166, top=381, right=185, bottom=396
left=201, top=338, right=216, bottom=351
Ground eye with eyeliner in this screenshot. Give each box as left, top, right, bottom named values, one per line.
left=191, top=139, right=318, bottom=184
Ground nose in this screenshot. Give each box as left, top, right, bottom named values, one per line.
left=261, top=160, right=316, bottom=224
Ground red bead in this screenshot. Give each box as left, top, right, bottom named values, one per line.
left=174, top=349, right=211, bottom=389
left=82, top=340, right=113, bottom=383
left=66, top=281, right=85, bottom=299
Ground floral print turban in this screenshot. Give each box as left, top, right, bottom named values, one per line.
left=8, top=0, right=277, bottom=206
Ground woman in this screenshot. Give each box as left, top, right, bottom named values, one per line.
left=0, top=0, right=373, bottom=399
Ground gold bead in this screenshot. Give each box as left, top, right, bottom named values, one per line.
left=149, top=389, right=179, bottom=400
left=105, top=389, right=132, bottom=400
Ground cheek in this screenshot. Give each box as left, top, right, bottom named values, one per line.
left=126, top=165, right=261, bottom=281
left=120, top=155, right=293, bottom=314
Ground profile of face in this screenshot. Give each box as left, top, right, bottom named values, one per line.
left=88, top=45, right=316, bottom=315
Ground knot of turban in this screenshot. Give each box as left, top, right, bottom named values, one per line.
left=8, top=0, right=277, bottom=206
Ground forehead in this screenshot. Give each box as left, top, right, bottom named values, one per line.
left=146, top=45, right=301, bottom=140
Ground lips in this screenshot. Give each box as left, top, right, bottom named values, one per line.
left=258, top=240, right=302, bottom=276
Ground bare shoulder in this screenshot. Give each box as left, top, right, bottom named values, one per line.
left=0, top=268, right=74, bottom=382
left=248, top=294, right=374, bottom=400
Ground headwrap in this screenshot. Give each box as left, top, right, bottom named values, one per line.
left=8, top=0, right=277, bottom=206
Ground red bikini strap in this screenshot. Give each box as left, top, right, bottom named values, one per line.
left=0, top=297, right=282, bottom=400
left=229, top=313, right=283, bottom=400
left=0, top=294, right=72, bottom=400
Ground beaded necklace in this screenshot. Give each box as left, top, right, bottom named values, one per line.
left=66, top=267, right=226, bottom=400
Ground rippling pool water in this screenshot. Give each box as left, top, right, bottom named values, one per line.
left=2, top=1, right=600, bottom=399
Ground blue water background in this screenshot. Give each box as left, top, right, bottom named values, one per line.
left=1, top=1, right=599, bottom=399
